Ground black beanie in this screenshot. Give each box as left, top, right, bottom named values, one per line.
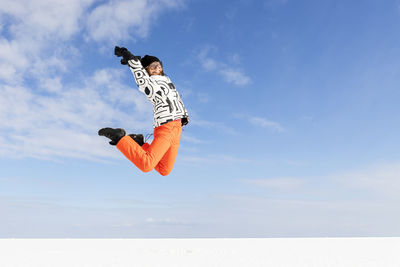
left=141, top=55, right=161, bottom=68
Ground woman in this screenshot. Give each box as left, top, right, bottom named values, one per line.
left=99, top=46, right=189, bottom=176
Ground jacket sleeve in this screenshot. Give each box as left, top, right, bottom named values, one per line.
left=127, top=58, right=160, bottom=102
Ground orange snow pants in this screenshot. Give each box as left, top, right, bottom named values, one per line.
left=117, top=120, right=182, bottom=176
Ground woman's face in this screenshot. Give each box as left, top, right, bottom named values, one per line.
left=146, top=61, right=163, bottom=76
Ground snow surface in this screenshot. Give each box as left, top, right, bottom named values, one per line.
left=1, top=238, right=399, bottom=266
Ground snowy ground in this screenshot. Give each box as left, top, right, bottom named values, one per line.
left=1, top=238, right=399, bottom=266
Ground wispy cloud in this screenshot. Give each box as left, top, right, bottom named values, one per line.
left=234, top=114, right=285, bottom=132
left=243, top=161, right=400, bottom=200
left=197, top=45, right=251, bottom=86
left=181, top=153, right=250, bottom=165
left=197, top=92, right=210, bottom=103
left=335, top=161, right=400, bottom=199
left=264, top=0, right=289, bottom=8
left=190, top=117, right=239, bottom=135
left=248, top=116, right=285, bottom=132
left=181, top=135, right=209, bottom=144
left=243, top=177, right=304, bottom=190
left=145, top=217, right=192, bottom=226
left=398, top=0, right=400, bottom=14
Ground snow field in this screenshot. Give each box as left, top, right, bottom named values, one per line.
left=0, top=238, right=399, bottom=267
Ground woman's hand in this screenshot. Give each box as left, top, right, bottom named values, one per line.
left=114, top=46, right=141, bottom=65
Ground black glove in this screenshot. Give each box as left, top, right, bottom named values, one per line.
left=114, top=46, right=141, bottom=65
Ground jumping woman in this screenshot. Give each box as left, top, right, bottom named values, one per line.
left=99, top=46, right=189, bottom=176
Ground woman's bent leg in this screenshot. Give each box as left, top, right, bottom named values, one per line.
left=116, top=124, right=173, bottom=172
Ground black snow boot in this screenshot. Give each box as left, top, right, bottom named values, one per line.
left=128, top=134, right=144, bottom=146
left=98, top=127, right=126, bottom=145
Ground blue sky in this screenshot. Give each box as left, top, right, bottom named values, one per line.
left=1, top=0, right=400, bottom=237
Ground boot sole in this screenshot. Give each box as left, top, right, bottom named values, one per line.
left=98, top=128, right=126, bottom=137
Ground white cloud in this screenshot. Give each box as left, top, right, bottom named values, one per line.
left=201, top=58, right=218, bottom=71
left=86, top=0, right=184, bottom=42
left=0, top=0, right=184, bottom=81
left=0, top=39, right=28, bottom=83
left=197, top=45, right=251, bottom=86
left=0, top=63, right=17, bottom=83
left=0, top=0, right=93, bottom=39
left=0, top=69, right=152, bottom=160
left=219, top=68, right=251, bottom=86
left=0, top=0, right=183, bottom=161
left=0, top=0, right=93, bottom=87
left=39, top=77, right=63, bottom=93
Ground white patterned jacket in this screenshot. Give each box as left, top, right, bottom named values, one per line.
left=127, top=57, right=189, bottom=128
